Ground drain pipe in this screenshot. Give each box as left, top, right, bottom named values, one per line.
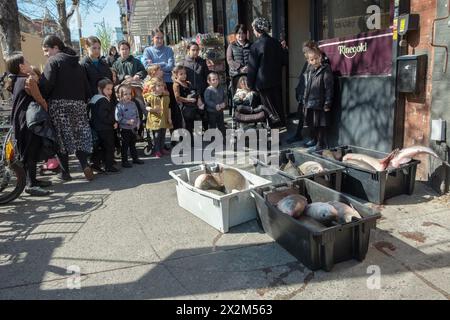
left=431, top=0, right=450, bottom=73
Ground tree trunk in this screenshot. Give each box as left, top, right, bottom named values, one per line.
left=57, top=0, right=72, bottom=47
left=0, top=0, right=22, bottom=55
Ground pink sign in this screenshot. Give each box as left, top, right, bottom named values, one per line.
left=319, top=29, right=393, bottom=76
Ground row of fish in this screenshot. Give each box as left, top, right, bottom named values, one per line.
left=323, top=146, right=440, bottom=172
left=280, top=160, right=325, bottom=177
left=267, top=189, right=362, bottom=227
left=194, top=166, right=248, bottom=196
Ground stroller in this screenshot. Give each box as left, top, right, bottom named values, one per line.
left=114, top=80, right=154, bottom=158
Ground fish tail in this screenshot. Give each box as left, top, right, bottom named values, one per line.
left=380, top=149, right=399, bottom=170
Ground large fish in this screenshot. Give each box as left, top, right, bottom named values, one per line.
left=328, top=201, right=362, bottom=224
left=299, top=161, right=325, bottom=175
left=281, top=160, right=302, bottom=177
left=194, top=174, right=224, bottom=192
left=212, top=167, right=248, bottom=193
left=342, top=153, right=396, bottom=172
left=266, top=188, right=299, bottom=206
left=304, top=203, right=338, bottom=224
left=389, top=146, right=440, bottom=169
left=276, top=194, right=308, bottom=218
left=343, top=159, right=377, bottom=171
left=322, top=150, right=336, bottom=161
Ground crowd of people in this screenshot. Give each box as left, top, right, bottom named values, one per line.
left=5, top=16, right=333, bottom=198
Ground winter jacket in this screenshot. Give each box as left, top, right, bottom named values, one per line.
left=247, top=33, right=288, bottom=91
left=227, top=41, right=252, bottom=78
left=112, top=55, right=147, bottom=83
left=88, top=95, right=116, bottom=132
left=178, top=55, right=210, bottom=97
left=107, top=53, right=119, bottom=67
left=80, top=56, right=113, bottom=99
left=39, top=49, right=91, bottom=102
left=303, top=63, right=334, bottom=110
left=115, top=101, right=140, bottom=130
left=26, top=102, right=58, bottom=160
left=204, top=86, right=226, bottom=113
left=144, top=94, right=173, bottom=131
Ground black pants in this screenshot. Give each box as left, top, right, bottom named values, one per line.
left=23, top=132, right=42, bottom=187
left=152, top=129, right=167, bottom=153
left=294, top=103, right=305, bottom=139
left=259, top=86, right=286, bottom=128
left=167, top=83, right=183, bottom=131
left=91, top=130, right=115, bottom=170
left=208, top=111, right=226, bottom=141
left=58, top=150, right=90, bottom=175
left=121, top=129, right=138, bottom=163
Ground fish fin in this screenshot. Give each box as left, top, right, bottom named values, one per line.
left=380, top=149, right=400, bottom=170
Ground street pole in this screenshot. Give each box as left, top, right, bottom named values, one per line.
left=77, top=4, right=83, bottom=56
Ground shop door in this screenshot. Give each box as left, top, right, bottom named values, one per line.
left=287, top=0, right=310, bottom=114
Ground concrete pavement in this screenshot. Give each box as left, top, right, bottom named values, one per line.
left=0, top=145, right=449, bottom=300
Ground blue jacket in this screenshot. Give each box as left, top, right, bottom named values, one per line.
left=115, top=101, right=140, bottom=130
left=143, top=45, right=175, bottom=83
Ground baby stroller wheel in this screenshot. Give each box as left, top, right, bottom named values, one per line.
left=143, top=145, right=154, bottom=157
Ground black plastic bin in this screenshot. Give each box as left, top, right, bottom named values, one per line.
left=313, top=145, right=421, bottom=205
left=252, top=179, right=381, bottom=272
left=252, top=150, right=344, bottom=191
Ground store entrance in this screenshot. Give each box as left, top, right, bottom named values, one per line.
left=287, top=0, right=311, bottom=114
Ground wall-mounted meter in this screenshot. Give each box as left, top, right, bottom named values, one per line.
left=398, top=14, right=420, bottom=36
left=397, top=54, right=428, bottom=94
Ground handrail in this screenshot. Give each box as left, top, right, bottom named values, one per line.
left=431, top=0, right=450, bottom=73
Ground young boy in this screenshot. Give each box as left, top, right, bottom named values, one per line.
left=115, top=84, right=145, bottom=168
left=204, top=72, right=226, bottom=140
left=303, top=46, right=334, bottom=151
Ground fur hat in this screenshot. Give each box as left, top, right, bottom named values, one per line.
left=252, top=17, right=271, bottom=34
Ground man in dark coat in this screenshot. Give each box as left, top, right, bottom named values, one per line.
left=247, top=17, right=288, bottom=128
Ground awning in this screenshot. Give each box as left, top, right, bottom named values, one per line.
left=129, top=0, right=170, bottom=36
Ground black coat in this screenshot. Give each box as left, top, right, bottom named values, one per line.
left=227, top=40, right=252, bottom=77
left=107, top=53, right=119, bottom=67
left=39, top=49, right=90, bottom=102
left=247, top=33, right=288, bottom=91
left=303, top=63, right=334, bottom=110
left=88, top=95, right=116, bottom=132
left=179, top=55, right=210, bottom=97
left=80, top=56, right=113, bottom=99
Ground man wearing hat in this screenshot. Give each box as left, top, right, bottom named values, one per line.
left=247, top=17, right=288, bottom=128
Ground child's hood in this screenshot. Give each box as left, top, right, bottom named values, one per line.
left=89, top=94, right=108, bottom=105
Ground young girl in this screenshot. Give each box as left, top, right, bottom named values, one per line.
left=88, top=78, right=119, bottom=173
left=144, top=65, right=169, bottom=96
left=144, top=78, right=173, bottom=158
left=115, top=84, right=144, bottom=168
left=172, top=66, right=205, bottom=140
left=303, top=46, right=334, bottom=150
left=204, top=72, right=226, bottom=138
left=233, top=76, right=259, bottom=109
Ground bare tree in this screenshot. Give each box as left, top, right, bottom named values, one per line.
left=18, top=0, right=106, bottom=46
left=0, top=0, right=22, bottom=54
left=95, top=20, right=113, bottom=56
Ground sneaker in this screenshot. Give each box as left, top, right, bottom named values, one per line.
left=83, top=167, right=94, bottom=181
left=106, top=166, right=120, bottom=174
left=91, top=164, right=106, bottom=174
left=59, top=172, right=73, bottom=182
left=286, top=136, right=303, bottom=144
left=133, top=159, right=145, bottom=165
left=153, top=152, right=163, bottom=159
left=122, top=162, right=132, bottom=168
left=25, top=186, right=50, bottom=197
left=34, top=180, right=53, bottom=188
left=304, top=139, right=317, bottom=148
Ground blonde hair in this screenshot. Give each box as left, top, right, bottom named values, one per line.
left=118, top=84, right=132, bottom=99
left=237, top=76, right=249, bottom=90
left=147, top=65, right=162, bottom=79
left=147, top=77, right=164, bottom=92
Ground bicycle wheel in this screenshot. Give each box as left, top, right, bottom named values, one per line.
left=0, top=161, right=26, bottom=205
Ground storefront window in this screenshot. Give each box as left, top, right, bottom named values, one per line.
left=226, top=0, right=239, bottom=36
left=321, top=0, right=392, bottom=40
left=251, top=0, right=272, bottom=24
left=204, top=0, right=214, bottom=33
left=214, top=0, right=225, bottom=34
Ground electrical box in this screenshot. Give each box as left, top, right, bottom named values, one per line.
left=431, top=119, right=447, bottom=142
left=397, top=54, right=428, bottom=94
left=398, top=14, right=420, bottom=36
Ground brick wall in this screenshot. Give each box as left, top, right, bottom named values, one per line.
left=404, top=0, right=437, bottom=180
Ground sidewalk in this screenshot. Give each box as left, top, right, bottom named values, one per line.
left=0, top=142, right=449, bottom=300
